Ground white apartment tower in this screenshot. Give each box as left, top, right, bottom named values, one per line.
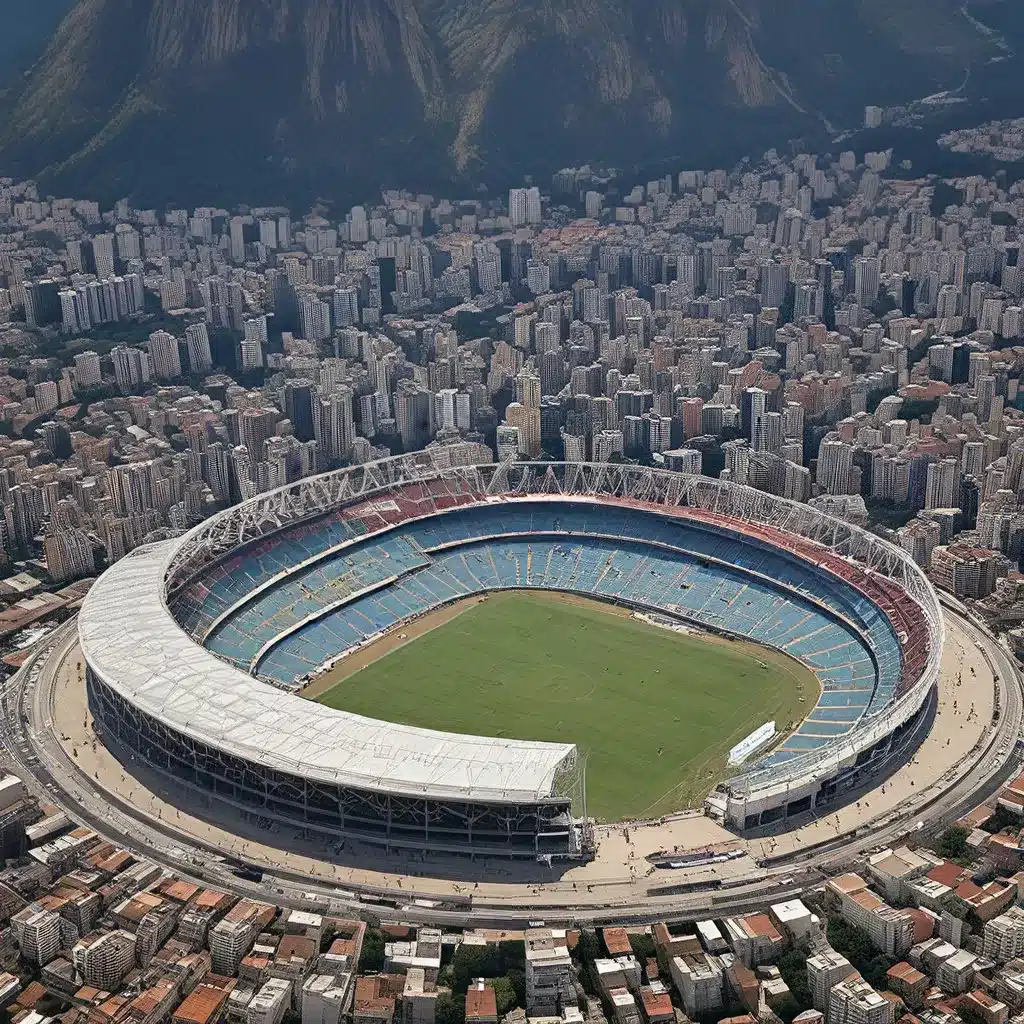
left=313, top=389, right=356, bottom=464
left=828, top=979, right=891, bottom=1024
left=111, top=345, right=152, bottom=393
left=185, top=323, right=213, bottom=374
left=12, top=906, right=62, bottom=965
left=925, top=458, right=961, bottom=510
left=72, top=930, right=137, bottom=990
left=247, top=977, right=292, bottom=1024
left=983, top=908, right=1024, bottom=964
left=509, top=187, right=542, bottom=227
left=818, top=439, right=854, bottom=495
left=669, top=956, right=723, bottom=1019
left=209, top=901, right=273, bottom=975
left=73, top=350, right=102, bottom=390
left=147, top=330, right=183, bottom=380
left=807, top=950, right=853, bottom=1011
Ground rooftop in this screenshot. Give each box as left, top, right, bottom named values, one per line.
left=465, top=983, right=497, bottom=1020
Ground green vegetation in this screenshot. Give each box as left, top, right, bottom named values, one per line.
left=936, top=825, right=974, bottom=865
left=436, top=992, right=465, bottom=1024
left=982, top=805, right=1019, bottom=835
left=937, top=826, right=970, bottom=859
left=448, top=942, right=524, bottom=996
left=314, top=592, right=813, bottom=821
left=435, top=942, right=525, bottom=1017
left=572, top=930, right=607, bottom=1003
left=958, top=1005, right=988, bottom=1024
left=777, top=949, right=813, bottom=1010
left=865, top=499, right=919, bottom=531
left=899, top=398, right=941, bottom=423
left=358, top=927, right=386, bottom=973
left=629, top=931, right=656, bottom=963
left=827, top=917, right=894, bottom=991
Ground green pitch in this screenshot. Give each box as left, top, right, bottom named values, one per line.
left=313, top=592, right=814, bottom=821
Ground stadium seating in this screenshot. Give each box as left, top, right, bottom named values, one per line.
left=175, top=497, right=923, bottom=767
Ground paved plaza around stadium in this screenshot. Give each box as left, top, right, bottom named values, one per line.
left=309, top=591, right=816, bottom=819
left=44, top=605, right=1004, bottom=915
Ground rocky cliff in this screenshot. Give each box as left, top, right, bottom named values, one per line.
left=0, top=0, right=1000, bottom=203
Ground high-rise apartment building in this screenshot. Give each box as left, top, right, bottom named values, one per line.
left=93, top=233, right=116, bottom=278
left=147, top=330, right=182, bottom=380
left=983, top=908, right=1024, bottom=964
left=73, top=350, right=102, bottom=390
left=208, top=900, right=275, bottom=976
left=925, top=458, right=961, bottom=510
left=299, top=292, right=331, bottom=342
left=854, top=257, right=881, bottom=309
left=11, top=905, right=62, bottom=965
left=828, top=980, right=890, bottom=1024
left=72, top=930, right=137, bottom=990
left=185, top=323, right=213, bottom=374
left=817, top=440, right=854, bottom=495
left=111, top=345, right=152, bottom=393
left=807, top=950, right=854, bottom=1011
left=509, top=187, right=542, bottom=228
left=313, top=389, right=355, bottom=464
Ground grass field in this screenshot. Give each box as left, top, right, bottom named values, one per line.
left=311, top=592, right=815, bottom=821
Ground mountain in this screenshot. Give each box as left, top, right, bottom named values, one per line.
left=0, top=0, right=74, bottom=85
left=0, top=0, right=1008, bottom=206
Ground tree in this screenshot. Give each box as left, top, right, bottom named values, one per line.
left=958, top=1005, right=986, bottom=1024
left=436, top=992, right=466, bottom=1024
left=629, top=932, right=656, bottom=963
left=573, top=930, right=602, bottom=996
left=773, top=994, right=805, bottom=1024
left=941, top=893, right=968, bottom=921
left=498, top=940, right=525, bottom=970
left=776, top=950, right=812, bottom=1010
left=359, top=928, right=386, bottom=972
left=898, top=398, right=940, bottom=423
left=451, top=944, right=503, bottom=993
left=319, top=922, right=337, bottom=953
left=491, top=976, right=519, bottom=1016
left=937, top=826, right=970, bottom=862
left=827, top=917, right=893, bottom=990
left=981, top=805, right=1019, bottom=834
left=574, top=930, right=600, bottom=968
left=506, top=969, right=526, bottom=1010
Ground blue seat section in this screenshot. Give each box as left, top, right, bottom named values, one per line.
left=204, top=535, right=431, bottom=669
left=171, top=513, right=372, bottom=637
left=187, top=501, right=906, bottom=760
left=256, top=534, right=893, bottom=758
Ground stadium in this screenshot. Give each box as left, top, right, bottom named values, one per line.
left=78, top=454, right=943, bottom=862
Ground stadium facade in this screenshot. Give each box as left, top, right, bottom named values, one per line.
left=79, top=454, right=943, bottom=858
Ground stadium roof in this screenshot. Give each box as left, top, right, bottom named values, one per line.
left=79, top=541, right=576, bottom=803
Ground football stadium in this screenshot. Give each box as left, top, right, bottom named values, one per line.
left=78, top=454, right=944, bottom=861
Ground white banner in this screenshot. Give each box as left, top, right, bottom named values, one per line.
left=728, top=721, right=777, bottom=764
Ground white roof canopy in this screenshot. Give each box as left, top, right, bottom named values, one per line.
left=79, top=541, right=576, bottom=803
